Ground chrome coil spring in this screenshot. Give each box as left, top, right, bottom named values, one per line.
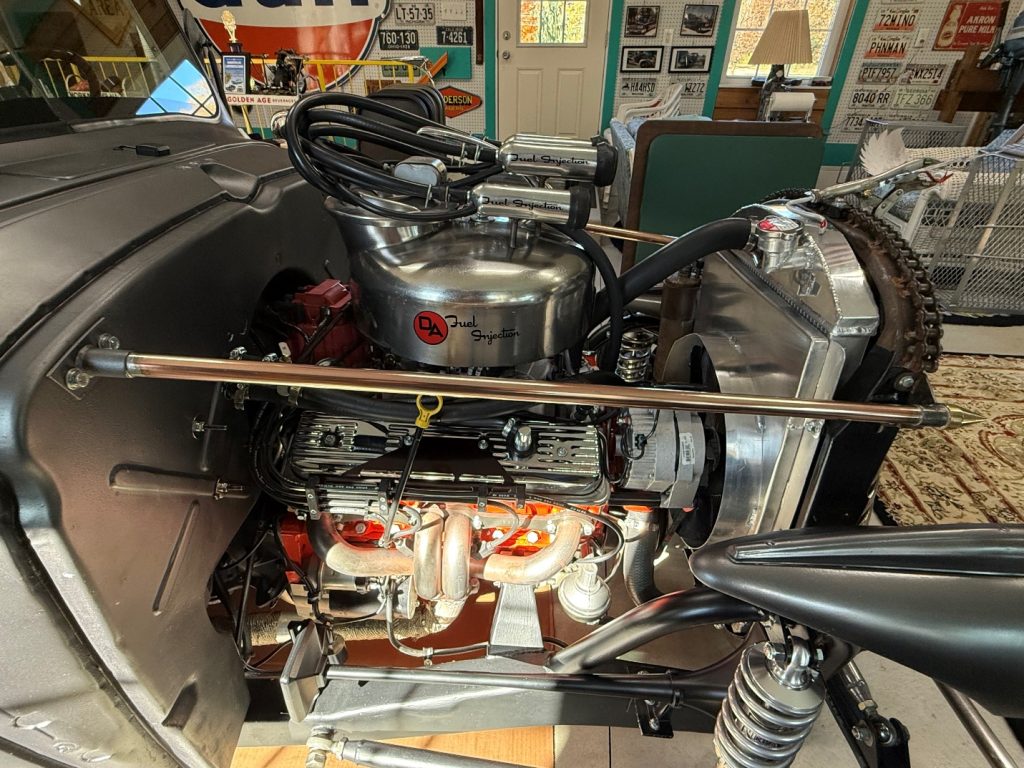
left=714, top=638, right=825, bottom=768
left=615, top=328, right=657, bottom=383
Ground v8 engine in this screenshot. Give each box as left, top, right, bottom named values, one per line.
left=217, top=94, right=941, bottom=650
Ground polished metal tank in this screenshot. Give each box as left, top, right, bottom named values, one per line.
left=342, top=217, right=593, bottom=368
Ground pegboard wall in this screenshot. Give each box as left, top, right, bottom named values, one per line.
left=200, top=0, right=488, bottom=136
left=346, top=1, right=487, bottom=135
left=828, top=0, right=1024, bottom=144
left=610, top=1, right=725, bottom=120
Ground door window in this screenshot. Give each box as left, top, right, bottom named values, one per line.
left=519, top=0, right=588, bottom=45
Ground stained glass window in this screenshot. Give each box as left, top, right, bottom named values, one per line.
left=725, top=0, right=848, bottom=79
left=519, top=0, right=588, bottom=45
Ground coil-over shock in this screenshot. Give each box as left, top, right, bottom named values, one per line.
left=714, top=631, right=825, bottom=767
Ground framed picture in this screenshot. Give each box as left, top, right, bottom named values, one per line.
left=680, top=4, right=718, bottom=35
left=625, top=5, right=661, bottom=37
left=668, top=46, right=713, bottom=73
left=620, top=46, right=664, bottom=72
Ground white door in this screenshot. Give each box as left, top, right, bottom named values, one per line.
left=496, top=0, right=611, bottom=140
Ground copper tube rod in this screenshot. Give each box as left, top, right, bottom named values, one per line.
left=585, top=223, right=675, bottom=246
left=80, top=349, right=980, bottom=429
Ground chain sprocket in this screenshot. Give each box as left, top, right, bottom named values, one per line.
left=832, top=206, right=943, bottom=375
left=758, top=189, right=942, bottom=375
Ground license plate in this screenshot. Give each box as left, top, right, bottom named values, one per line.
left=395, top=3, right=434, bottom=23
left=378, top=29, right=420, bottom=50
left=893, top=88, right=935, bottom=109
left=437, top=25, right=473, bottom=45
left=850, top=89, right=893, bottom=107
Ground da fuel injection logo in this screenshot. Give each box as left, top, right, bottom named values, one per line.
left=414, top=311, right=448, bottom=345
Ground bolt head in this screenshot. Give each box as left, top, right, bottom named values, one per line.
left=97, top=333, right=120, bottom=350
left=894, top=373, right=916, bottom=392
left=65, top=368, right=91, bottom=391
left=851, top=725, right=874, bottom=745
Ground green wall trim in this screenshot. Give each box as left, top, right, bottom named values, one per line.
left=823, top=142, right=856, bottom=166
left=601, top=0, right=626, bottom=130
left=484, top=0, right=496, bottom=137
left=703, top=0, right=737, bottom=116
left=819, top=0, right=871, bottom=136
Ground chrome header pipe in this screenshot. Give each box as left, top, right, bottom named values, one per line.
left=78, top=348, right=982, bottom=429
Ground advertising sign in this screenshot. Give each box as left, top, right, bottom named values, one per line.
left=933, top=1, right=1001, bottom=50
left=221, top=53, right=249, bottom=93
left=182, top=0, right=388, bottom=80
left=438, top=85, right=482, bottom=118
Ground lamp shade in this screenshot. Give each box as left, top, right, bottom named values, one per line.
left=748, top=9, right=813, bottom=65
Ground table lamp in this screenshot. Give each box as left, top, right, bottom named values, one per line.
left=748, top=9, right=812, bottom=120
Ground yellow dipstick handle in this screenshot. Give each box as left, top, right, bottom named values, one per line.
left=415, top=395, right=443, bottom=429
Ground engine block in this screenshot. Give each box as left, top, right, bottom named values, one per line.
left=288, top=413, right=607, bottom=517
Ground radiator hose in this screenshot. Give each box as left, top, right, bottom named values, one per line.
left=594, top=217, right=753, bottom=321
left=622, top=510, right=665, bottom=606
left=551, top=223, right=624, bottom=371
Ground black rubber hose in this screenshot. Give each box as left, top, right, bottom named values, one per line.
left=552, top=224, right=624, bottom=372
left=593, top=218, right=753, bottom=321
left=284, top=92, right=500, bottom=222
left=623, top=525, right=663, bottom=606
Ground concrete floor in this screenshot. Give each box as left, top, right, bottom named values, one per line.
left=942, top=323, right=1024, bottom=357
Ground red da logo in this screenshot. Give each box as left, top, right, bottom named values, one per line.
left=414, top=311, right=448, bottom=345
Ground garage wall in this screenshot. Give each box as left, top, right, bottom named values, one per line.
left=824, top=0, right=1002, bottom=149
left=606, top=0, right=728, bottom=121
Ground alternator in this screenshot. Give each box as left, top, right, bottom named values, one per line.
left=619, top=409, right=705, bottom=509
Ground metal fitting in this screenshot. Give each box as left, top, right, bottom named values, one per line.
left=65, top=368, right=92, bottom=391
left=97, top=333, right=120, bottom=350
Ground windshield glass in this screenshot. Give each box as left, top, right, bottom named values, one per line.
left=0, top=0, right=217, bottom=140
